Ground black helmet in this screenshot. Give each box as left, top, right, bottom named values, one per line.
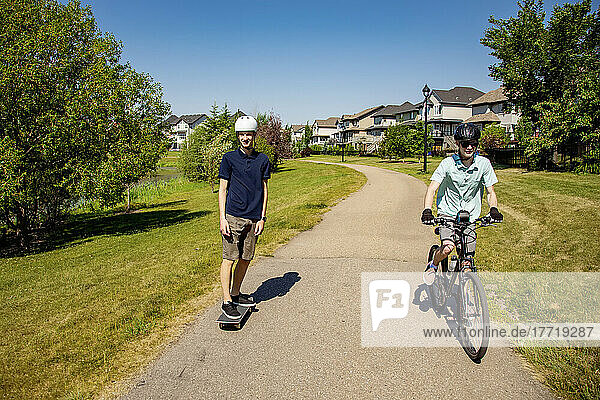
left=454, top=123, right=481, bottom=142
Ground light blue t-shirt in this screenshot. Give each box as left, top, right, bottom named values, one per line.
left=430, top=154, right=498, bottom=222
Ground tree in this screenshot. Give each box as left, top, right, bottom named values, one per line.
left=409, top=121, right=435, bottom=161
left=481, top=124, right=510, bottom=151
left=0, top=0, right=170, bottom=247
left=481, top=0, right=548, bottom=124
left=178, top=104, right=236, bottom=188
left=481, top=0, right=600, bottom=171
left=301, top=123, right=313, bottom=150
left=201, top=132, right=232, bottom=192
left=380, top=125, right=414, bottom=159
left=380, top=123, right=433, bottom=160
left=256, top=112, right=292, bottom=170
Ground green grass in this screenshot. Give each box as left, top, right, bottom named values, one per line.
left=303, top=154, right=600, bottom=399
left=0, top=160, right=366, bottom=399
left=157, top=151, right=180, bottom=168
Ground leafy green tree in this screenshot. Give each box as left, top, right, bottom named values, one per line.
left=409, top=121, right=435, bottom=160
left=381, top=125, right=413, bottom=159
left=0, top=0, right=169, bottom=247
left=178, top=104, right=236, bottom=186
left=254, top=135, right=276, bottom=168
left=481, top=124, right=510, bottom=151
left=481, top=0, right=600, bottom=171
left=481, top=0, right=548, bottom=124
left=202, top=132, right=232, bottom=192
left=302, top=122, right=313, bottom=150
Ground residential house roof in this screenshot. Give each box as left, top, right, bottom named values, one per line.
left=180, top=114, right=207, bottom=125
left=372, top=105, right=401, bottom=117
left=343, top=105, right=385, bottom=121
left=372, top=102, right=417, bottom=117
left=314, top=117, right=339, bottom=128
left=432, top=86, right=484, bottom=105
left=468, top=87, right=508, bottom=106
left=291, top=124, right=305, bottom=132
left=396, top=101, right=418, bottom=113
left=464, top=112, right=501, bottom=124
left=165, top=114, right=179, bottom=125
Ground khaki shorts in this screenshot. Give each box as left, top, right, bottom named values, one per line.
left=439, top=214, right=477, bottom=256
left=222, top=214, right=259, bottom=261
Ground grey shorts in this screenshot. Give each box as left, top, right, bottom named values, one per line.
left=222, top=214, right=259, bottom=261
left=439, top=215, right=477, bottom=256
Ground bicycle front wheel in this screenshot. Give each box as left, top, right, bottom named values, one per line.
left=458, top=271, right=489, bottom=362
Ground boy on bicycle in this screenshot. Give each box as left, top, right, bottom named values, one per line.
left=218, top=115, right=270, bottom=319
left=421, top=123, right=503, bottom=284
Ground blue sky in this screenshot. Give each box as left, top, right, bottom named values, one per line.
left=83, top=0, right=599, bottom=124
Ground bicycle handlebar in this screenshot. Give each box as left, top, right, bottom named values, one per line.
left=424, top=215, right=500, bottom=228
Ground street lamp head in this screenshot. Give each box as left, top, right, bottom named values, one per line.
left=422, top=84, right=430, bottom=98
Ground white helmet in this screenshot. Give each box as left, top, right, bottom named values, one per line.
left=235, top=116, right=257, bottom=132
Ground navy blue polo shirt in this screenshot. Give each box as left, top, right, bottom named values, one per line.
left=218, top=148, right=271, bottom=220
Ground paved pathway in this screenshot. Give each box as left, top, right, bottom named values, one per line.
left=121, top=163, right=554, bottom=399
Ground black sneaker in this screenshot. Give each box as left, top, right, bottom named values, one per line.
left=221, top=301, right=241, bottom=319
left=231, top=293, right=256, bottom=307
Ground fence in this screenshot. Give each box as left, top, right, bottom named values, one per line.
left=487, top=147, right=528, bottom=167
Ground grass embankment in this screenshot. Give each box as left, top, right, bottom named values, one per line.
left=0, top=160, right=366, bottom=399
left=305, top=154, right=600, bottom=400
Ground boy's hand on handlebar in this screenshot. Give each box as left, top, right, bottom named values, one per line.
left=489, top=207, right=503, bottom=223
left=421, top=208, right=435, bottom=225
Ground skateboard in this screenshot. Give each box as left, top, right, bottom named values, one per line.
left=216, top=305, right=252, bottom=330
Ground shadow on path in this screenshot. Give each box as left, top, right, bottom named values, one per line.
left=252, top=272, right=301, bottom=304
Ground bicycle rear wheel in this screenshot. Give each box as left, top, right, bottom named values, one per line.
left=458, top=271, right=489, bottom=362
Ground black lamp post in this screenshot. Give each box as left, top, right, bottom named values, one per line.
left=422, top=84, right=431, bottom=173
left=338, top=120, right=347, bottom=163
left=340, top=131, right=346, bottom=162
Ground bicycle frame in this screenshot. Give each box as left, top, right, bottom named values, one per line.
left=430, top=215, right=494, bottom=312
left=427, top=214, right=496, bottom=361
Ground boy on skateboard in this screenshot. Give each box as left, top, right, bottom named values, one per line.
left=218, top=116, right=270, bottom=319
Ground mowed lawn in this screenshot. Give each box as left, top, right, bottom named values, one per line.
left=0, top=160, right=366, bottom=399
left=307, top=154, right=600, bottom=400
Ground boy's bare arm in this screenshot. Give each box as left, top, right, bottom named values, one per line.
left=255, top=179, right=268, bottom=235
left=486, top=185, right=498, bottom=208
left=424, top=181, right=440, bottom=209
left=218, top=179, right=230, bottom=236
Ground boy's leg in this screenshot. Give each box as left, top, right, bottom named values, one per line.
left=231, top=259, right=250, bottom=296
left=424, top=220, right=455, bottom=285
left=433, top=240, right=455, bottom=266
left=220, top=258, right=235, bottom=302
left=432, top=218, right=455, bottom=267
left=230, top=218, right=257, bottom=296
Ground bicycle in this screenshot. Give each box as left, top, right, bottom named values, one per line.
left=424, top=210, right=497, bottom=362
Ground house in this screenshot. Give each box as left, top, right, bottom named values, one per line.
left=415, top=86, right=484, bottom=151
left=166, top=113, right=207, bottom=150
left=367, top=101, right=419, bottom=136
left=366, top=105, right=403, bottom=137
left=395, top=101, right=419, bottom=125
left=290, top=124, right=305, bottom=143
left=311, top=117, right=338, bottom=145
left=336, top=105, right=385, bottom=148
left=465, top=87, right=520, bottom=137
